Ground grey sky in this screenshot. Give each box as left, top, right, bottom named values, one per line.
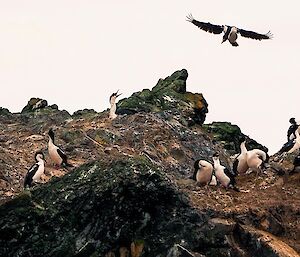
left=0, top=1, right=299, bottom=154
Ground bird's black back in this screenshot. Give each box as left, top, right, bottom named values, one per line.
left=24, top=163, right=39, bottom=188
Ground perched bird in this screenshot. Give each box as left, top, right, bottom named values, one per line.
left=279, top=128, right=300, bottom=154
left=109, top=90, right=122, bottom=120
left=232, top=136, right=249, bottom=175
left=193, top=159, right=215, bottom=185
left=287, top=118, right=299, bottom=141
left=246, top=149, right=269, bottom=175
left=212, top=153, right=239, bottom=191
left=186, top=14, right=273, bottom=47
left=287, top=129, right=300, bottom=154
left=24, top=151, right=46, bottom=188
left=48, top=128, right=73, bottom=167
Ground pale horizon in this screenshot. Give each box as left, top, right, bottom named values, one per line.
left=1, top=0, right=300, bottom=154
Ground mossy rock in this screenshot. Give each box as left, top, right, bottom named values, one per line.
left=116, top=69, right=208, bottom=125
left=203, top=122, right=268, bottom=155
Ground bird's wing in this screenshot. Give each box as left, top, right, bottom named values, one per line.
left=186, top=14, right=223, bottom=34
left=24, top=163, right=39, bottom=187
left=238, top=28, right=273, bottom=40
left=57, top=148, right=68, bottom=163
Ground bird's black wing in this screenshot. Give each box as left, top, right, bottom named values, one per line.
left=186, top=14, right=223, bottom=34
left=57, top=148, right=68, bottom=163
left=279, top=140, right=295, bottom=154
left=24, top=163, right=39, bottom=187
left=57, top=148, right=73, bottom=167
left=238, top=28, right=273, bottom=40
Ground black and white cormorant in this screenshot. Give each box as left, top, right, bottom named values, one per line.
left=48, top=128, right=73, bottom=167
left=186, top=14, right=273, bottom=47
left=24, top=151, right=46, bottom=188
left=109, top=90, right=122, bottom=120
left=212, top=153, right=239, bottom=191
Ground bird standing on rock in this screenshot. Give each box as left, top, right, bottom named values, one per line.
left=186, top=14, right=273, bottom=47
left=24, top=151, right=46, bottom=188
left=109, top=90, right=122, bottom=120
left=193, top=159, right=216, bottom=185
left=233, top=136, right=249, bottom=175
left=48, top=128, right=73, bottom=168
left=212, top=153, right=239, bottom=191
left=246, top=149, right=269, bottom=175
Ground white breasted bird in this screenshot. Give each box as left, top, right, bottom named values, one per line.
left=186, top=14, right=273, bottom=47
left=193, top=159, right=215, bottom=185
left=232, top=136, right=249, bottom=175
left=212, top=153, right=239, bottom=191
left=246, top=148, right=269, bottom=175
left=48, top=128, right=73, bottom=168
left=109, top=90, right=122, bottom=120
left=24, top=151, right=46, bottom=188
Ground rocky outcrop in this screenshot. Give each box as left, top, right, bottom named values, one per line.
left=0, top=69, right=299, bottom=257
left=0, top=157, right=213, bottom=257
left=203, top=122, right=268, bottom=155
left=117, top=69, right=208, bottom=126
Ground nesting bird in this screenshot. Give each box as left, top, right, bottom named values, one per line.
left=212, top=153, right=239, bottom=191
left=287, top=129, right=300, bottom=154
left=279, top=127, right=300, bottom=154
left=287, top=118, right=299, bottom=141
left=24, top=151, right=46, bottom=188
left=48, top=128, right=73, bottom=167
left=193, top=159, right=216, bottom=185
left=109, top=90, right=122, bottom=120
left=246, top=149, right=269, bottom=175
left=232, top=136, right=249, bottom=175
left=186, top=14, right=273, bottom=47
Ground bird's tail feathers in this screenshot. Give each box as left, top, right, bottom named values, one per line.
left=231, top=42, right=239, bottom=47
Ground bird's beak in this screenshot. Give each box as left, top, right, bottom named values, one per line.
left=116, top=93, right=122, bottom=98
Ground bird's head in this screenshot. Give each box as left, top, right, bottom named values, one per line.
left=35, top=151, right=45, bottom=162
left=48, top=128, right=55, bottom=141
left=212, top=152, right=220, bottom=162
left=109, top=90, right=122, bottom=104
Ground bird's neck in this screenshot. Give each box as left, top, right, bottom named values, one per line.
left=109, top=101, right=117, bottom=119
left=213, top=158, right=221, bottom=167
left=240, top=141, right=247, bottom=153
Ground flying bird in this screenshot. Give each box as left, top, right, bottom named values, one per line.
left=186, top=14, right=273, bottom=47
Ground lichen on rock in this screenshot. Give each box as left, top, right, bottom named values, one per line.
left=117, top=69, right=208, bottom=126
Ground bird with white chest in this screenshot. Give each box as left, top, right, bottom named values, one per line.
left=212, top=153, right=239, bottom=191
left=109, top=90, right=122, bottom=120
left=193, top=159, right=217, bottom=186
left=48, top=128, right=73, bottom=168
left=186, top=14, right=273, bottom=47
left=232, top=136, right=249, bottom=175
left=24, top=151, right=46, bottom=188
left=246, top=148, right=269, bottom=175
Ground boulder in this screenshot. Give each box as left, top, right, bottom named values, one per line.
left=117, top=69, right=208, bottom=126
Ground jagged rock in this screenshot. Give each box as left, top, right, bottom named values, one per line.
left=0, top=157, right=217, bottom=257
left=237, top=225, right=300, bottom=257
left=72, top=109, right=97, bottom=118
left=21, top=98, right=48, bottom=113
left=203, top=122, right=268, bottom=155
left=117, top=69, right=208, bottom=126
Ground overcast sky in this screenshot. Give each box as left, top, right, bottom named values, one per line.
left=0, top=0, right=299, bottom=154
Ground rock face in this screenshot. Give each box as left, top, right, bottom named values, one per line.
left=203, top=122, right=268, bottom=155
left=117, top=69, right=208, bottom=126
left=0, top=70, right=299, bottom=257
left=0, top=157, right=215, bottom=257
